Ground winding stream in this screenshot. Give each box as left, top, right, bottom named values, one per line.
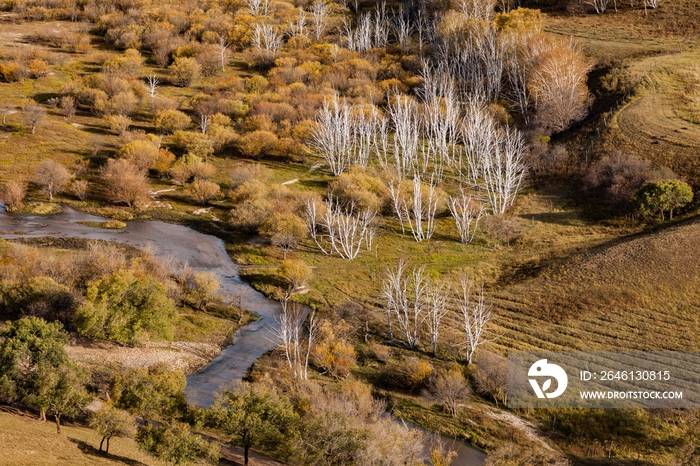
left=0, top=207, right=486, bottom=466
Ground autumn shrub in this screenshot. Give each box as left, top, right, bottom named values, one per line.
left=168, top=57, right=201, bottom=87
left=381, top=356, right=433, bottom=392
left=1, top=180, right=27, bottom=212
left=107, top=114, right=131, bottom=135
left=154, top=149, right=176, bottom=178
left=278, top=259, right=312, bottom=292
left=312, top=320, right=357, bottom=378
left=229, top=182, right=300, bottom=233
left=229, top=163, right=271, bottom=188
left=188, top=178, right=221, bottom=205
left=261, top=213, right=307, bottom=258
left=329, top=168, right=389, bottom=212
left=584, top=151, right=653, bottom=212
left=101, top=159, right=151, bottom=207
left=484, top=214, right=524, bottom=247
left=72, top=179, right=89, bottom=201
left=155, top=109, right=191, bottom=134
left=237, top=130, right=278, bottom=159
left=119, top=140, right=159, bottom=173
left=424, top=366, right=470, bottom=417
left=472, top=351, right=509, bottom=407
left=365, top=341, right=391, bottom=363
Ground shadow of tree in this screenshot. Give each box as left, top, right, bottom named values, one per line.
left=67, top=437, right=149, bottom=466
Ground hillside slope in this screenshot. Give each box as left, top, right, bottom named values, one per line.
left=494, top=217, right=700, bottom=351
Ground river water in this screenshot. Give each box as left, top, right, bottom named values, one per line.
left=0, top=206, right=486, bottom=466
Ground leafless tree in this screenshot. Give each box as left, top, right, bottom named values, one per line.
left=457, top=0, right=497, bottom=20
left=344, top=13, right=373, bottom=52
left=643, top=0, right=658, bottom=14
left=287, top=9, right=307, bottom=37
left=426, top=369, right=471, bottom=417
left=60, top=95, right=76, bottom=118
left=271, top=299, right=318, bottom=380
left=393, top=6, right=413, bottom=54
left=448, top=190, right=486, bottom=244
left=246, top=0, right=270, bottom=16
left=459, top=106, right=527, bottom=214
left=71, top=179, right=89, bottom=201
left=388, top=94, right=420, bottom=176
left=310, top=1, right=330, bottom=42
left=438, top=22, right=504, bottom=103
left=309, top=96, right=353, bottom=176
left=457, top=277, right=496, bottom=364
left=216, top=34, right=231, bottom=72
left=381, top=259, right=424, bottom=349
left=504, top=34, right=534, bottom=123
left=199, top=114, right=210, bottom=134
left=425, top=282, right=449, bottom=356
left=402, top=176, right=440, bottom=242
left=25, top=103, right=47, bottom=134
left=588, top=0, right=610, bottom=13
left=458, top=100, right=496, bottom=185
left=420, top=64, right=460, bottom=178
left=373, top=1, right=390, bottom=48
left=146, top=73, right=159, bottom=106
left=350, top=104, right=380, bottom=168
left=305, top=197, right=376, bottom=260
left=1, top=180, right=27, bottom=212
left=251, top=22, right=282, bottom=63
left=387, top=177, right=408, bottom=233
left=251, top=22, right=282, bottom=52
left=0, top=103, right=16, bottom=125
left=380, top=260, right=449, bottom=351
left=34, top=159, right=70, bottom=201
left=481, top=126, right=527, bottom=214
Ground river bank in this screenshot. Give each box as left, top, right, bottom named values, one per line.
left=0, top=205, right=487, bottom=466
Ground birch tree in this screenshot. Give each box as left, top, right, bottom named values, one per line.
left=381, top=261, right=426, bottom=349
left=271, top=298, right=318, bottom=380
left=480, top=126, right=527, bottom=214
left=457, top=0, right=497, bottom=20
left=216, top=34, right=230, bottom=72
left=448, top=190, right=486, bottom=244
left=588, top=0, right=610, bottom=13
left=457, top=277, right=496, bottom=364
left=425, top=282, right=449, bottom=356
left=504, top=34, right=534, bottom=123
left=403, top=176, right=440, bottom=242
left=308, top=96, right=353, bottom=176
left=388, top=94, right=421, bottom=176
left=310, top=1, right=330, bottom=42
left=305, top=197, right=376, bottom=260
left=146, top=74, right=159, bottom=106
left=251, top=22, right=283, bottom=64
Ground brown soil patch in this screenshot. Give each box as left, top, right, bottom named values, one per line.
left=67, top=340, right=221, bottom=375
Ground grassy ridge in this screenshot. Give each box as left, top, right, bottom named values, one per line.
left=0, top=410, right=163, bottom=466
